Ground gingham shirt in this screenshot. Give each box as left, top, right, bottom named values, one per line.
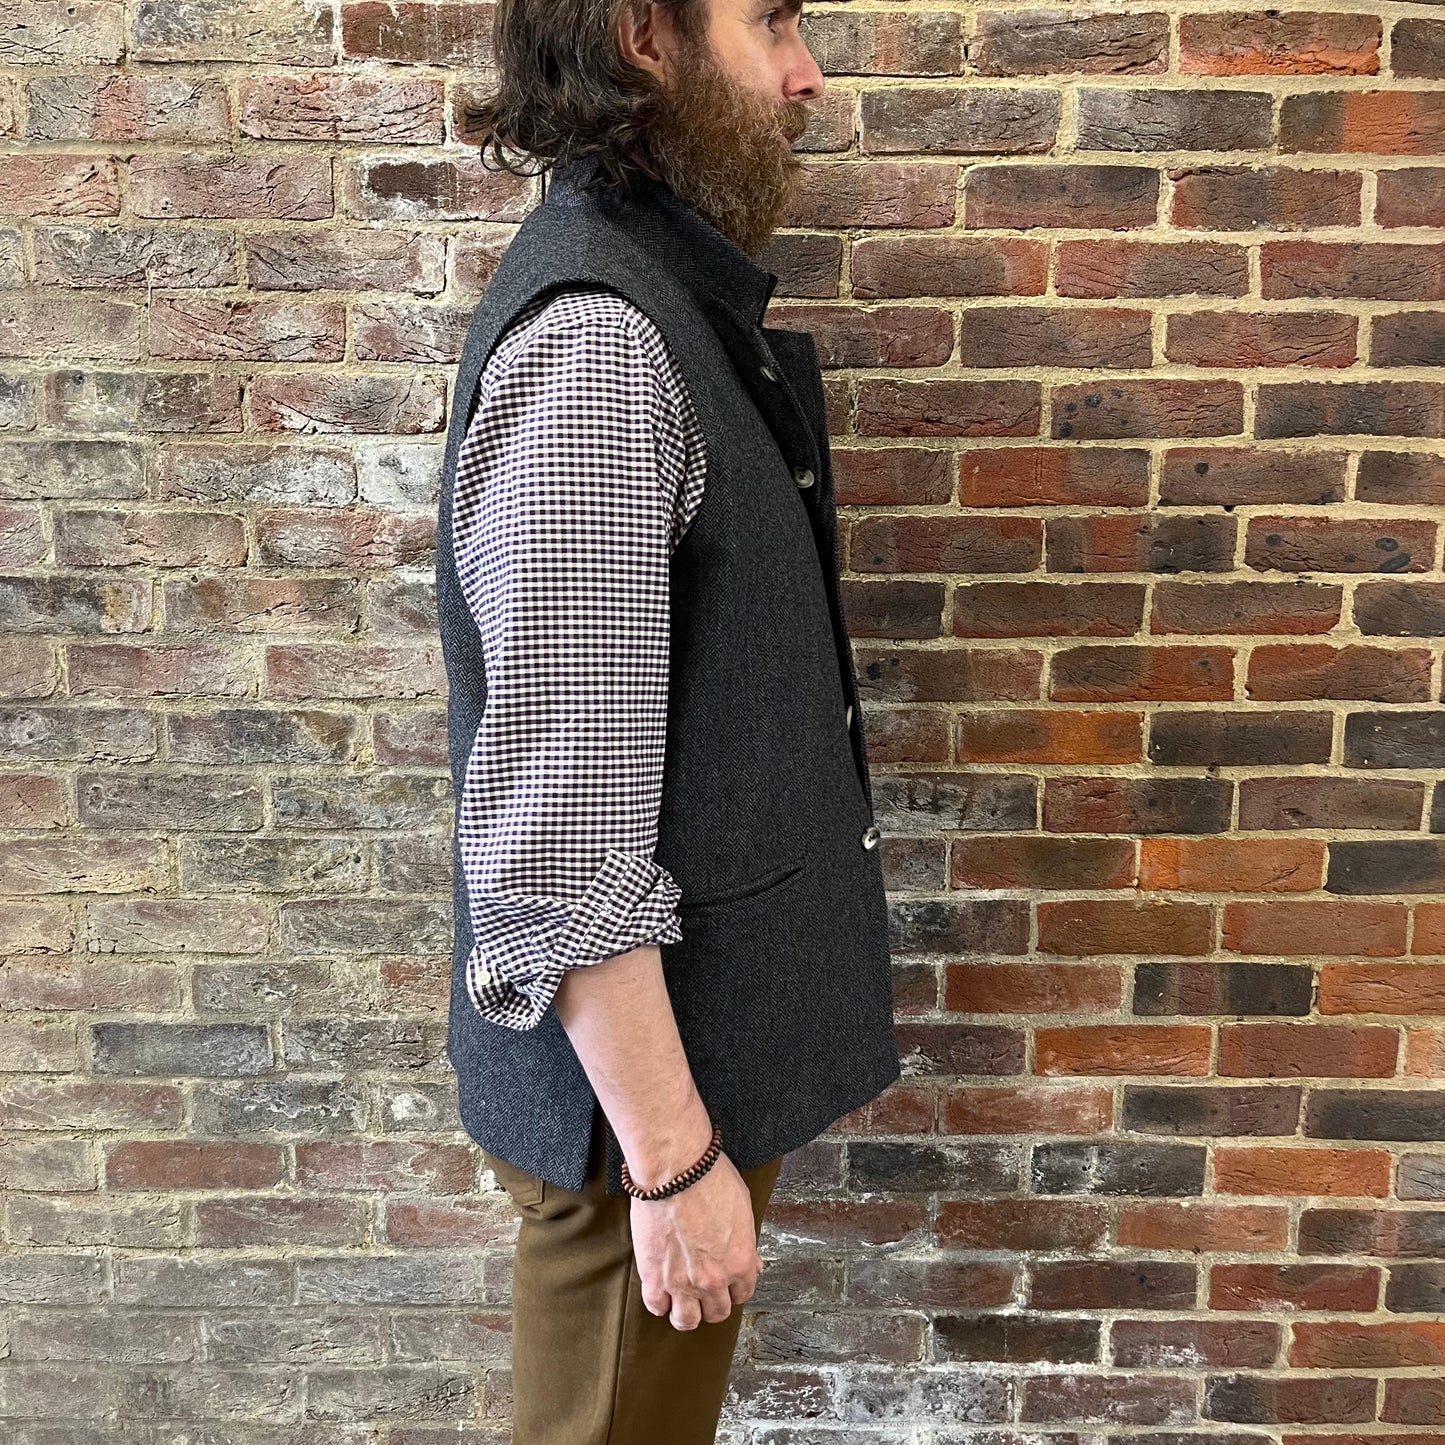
left=451, top=285, right=709, bottom=1031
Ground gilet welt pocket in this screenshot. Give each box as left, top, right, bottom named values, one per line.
left=676, top=855, right=808, bottom=926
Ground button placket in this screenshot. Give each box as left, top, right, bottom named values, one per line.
left=748, top=322, right=872, bottom=813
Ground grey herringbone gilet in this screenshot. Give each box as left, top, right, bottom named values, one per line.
left=438, top=150, right=901, bottom=1195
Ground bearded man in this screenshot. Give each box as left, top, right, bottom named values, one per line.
left=436, top=1, right=901, bottom=1438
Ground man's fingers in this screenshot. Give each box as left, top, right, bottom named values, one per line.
left=730, top=1256, right=764, bottom=1305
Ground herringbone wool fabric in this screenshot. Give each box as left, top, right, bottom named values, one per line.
left=451, top=285, right=707, bottom=1031
left=439, top=151, right=900, bottom=1194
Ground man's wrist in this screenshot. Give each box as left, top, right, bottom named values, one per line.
left=623, top=1091, right=716, bottom=1192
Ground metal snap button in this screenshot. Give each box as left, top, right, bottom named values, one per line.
left=862, top=823, right=881, bottom=849
left=793, top=466, right=814, bottom=488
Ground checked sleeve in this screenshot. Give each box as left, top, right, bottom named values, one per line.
left=449, top=287, right=704, bottom=1031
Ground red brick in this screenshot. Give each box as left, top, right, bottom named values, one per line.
left=964, top=164, right=1160, bottom=229
left=938, top=1082, right=1115, bottom=1137
left=788, top=162, right=958, bottom=229
left=1034, top=1024, right=1213, bottom=1075
left=1247, top=644, right=1432, bottom=702
left=0, top=155, right=119, bottom=217
left=1165, top=310, right=1356, bottom=368
left=1038, top=899, right=1213, bottom=956
left=1119, top=1201, right=1290, bottom=1251
left=1211, top=1262, right=1381, bottom=1311
left=1051, top=645, right=1234, bottom=703
left=1292, top=1320, right=1445, bottom=1369
left=1376, top=167, right=1445, bottom=227
left=851, top=515, right=1041, bottom=573
left=771, top=303, right=954, bottom=369
left=857, top=645, right=1044, bottom=703
left=1415, top=904, right=1445, bottom=957
left=1321, top=963, right=1445, bottom=1010
left=937, top=1197, right=1110, bottom=1250
left=861, top=86, right=1059, bottom=156
left=0, top=772, right=65, bottom=828
left=803, top=10, right=964, bottom=76
left=956, top=710, right=1143, bottom=764
left=342, top=1, right=497, bottom=64
left=1180, top=12, right=1381, bottom=75
left=1161, top=447, right=1348, bottom=506
left=958, top=305, right=1152, bottom=368
left=1141, top=839, right=1326, bottom=893
left=1151, top=582, right=1341, bottom=635
left=1282, top=90, right=1445, bottom=155
left=856, top=379, right=1041, bottom=437
left=1045, top=777, right=1233, bottom=834
left=1246, top=515, right=1437, bottom=573
left=1406, top=1024, right=1445, bottom=1074
left=951, top=837, right=1136, bottom=890
left=1262, top=241, right=1445, bottom=300
left=1055, top=239, right=1249, bottom=298
left=970, top=11, right=1169, bottom=76
left=942, top=965, right=1121, bottom=1011
left=129, top=154, right=333, bottom=220
left=108, top=1139, right=285, bottom=1189
left=1224, top=901, right=1408, bottom=957
left=952, top=581, right=1144, bottom=637
left=1218, top=1022, right=1399, bottom=1078
left=249, top=375, right=445, bottom=434
left=957, top=446, right=1149, bottom=507
left=1214, top=1146, right=1391, bottom=1197
left=1239, top=777, right=1425, bottom=832
left=1052, top=379, right=1245, bottom=439
left=851, top=236, right=1048, bottom=298
left=239, top=73, right=444, bottom=143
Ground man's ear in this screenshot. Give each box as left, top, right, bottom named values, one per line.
left=617, top=1, right=676, bottom=85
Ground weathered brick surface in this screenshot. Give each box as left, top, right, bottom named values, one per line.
left=3, top=0, right=1442, bottom=1432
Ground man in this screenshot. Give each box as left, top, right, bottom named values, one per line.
left=435, top=0, right=901, bottom=1437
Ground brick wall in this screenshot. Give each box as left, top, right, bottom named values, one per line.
left=3, top=0, right=1444, bottom=1437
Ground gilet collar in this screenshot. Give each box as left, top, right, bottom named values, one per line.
left=543, top=151, right=779, bottom=330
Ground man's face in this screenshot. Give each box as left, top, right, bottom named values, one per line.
left=644, top=0, right=825, bottom=257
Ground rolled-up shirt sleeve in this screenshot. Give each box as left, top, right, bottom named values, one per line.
left=450, top=290, right=696, bottom=1031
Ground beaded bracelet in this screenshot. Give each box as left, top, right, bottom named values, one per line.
left=621, top=1123, right=724, bottom=1200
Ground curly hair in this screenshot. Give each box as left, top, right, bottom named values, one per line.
left=462, top=0, right=711, bottom=197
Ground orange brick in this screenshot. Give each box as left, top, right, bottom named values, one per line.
left=1034, top=1024, right=1213, bottom=1075
left=1140, top=838, right=1325, bottom=893
left=1214, top=1146, right=1391, bottom=1197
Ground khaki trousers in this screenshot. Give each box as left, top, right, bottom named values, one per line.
left=481, top=1108, right=783, bottom=1445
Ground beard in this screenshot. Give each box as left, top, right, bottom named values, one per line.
left=643, top=38, right=810, bottom=258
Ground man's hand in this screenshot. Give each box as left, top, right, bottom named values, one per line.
left=629, top=1152, right=764, bottom=1331
left=551, top=942, right=765, bottom=1329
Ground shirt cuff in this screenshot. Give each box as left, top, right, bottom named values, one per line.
left=463, top=848, right=683, bottom=1031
